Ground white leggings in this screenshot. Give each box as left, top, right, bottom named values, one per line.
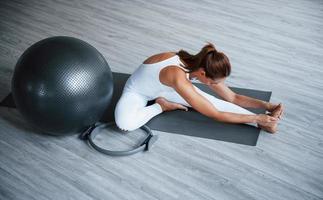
left=114, top=86, right=257, bottom=131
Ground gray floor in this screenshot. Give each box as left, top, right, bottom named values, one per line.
left=1, top=0, right=323, bottom=199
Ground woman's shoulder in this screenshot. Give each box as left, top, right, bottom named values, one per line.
left=142, top=51, right=177, bottom=64
left=159, top=62, right=190, bottom=88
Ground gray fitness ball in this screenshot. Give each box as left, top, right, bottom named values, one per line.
left=11, top=36, right=113, bottom=135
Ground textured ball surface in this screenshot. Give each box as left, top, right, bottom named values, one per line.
left=11, top=36, right=113, bottom=135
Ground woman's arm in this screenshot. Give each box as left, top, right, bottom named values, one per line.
left=233, top=94, right=272, bottom=110
left=169, top=68, right=276, bottom=124
left=208, top=82, right=275, bottom=110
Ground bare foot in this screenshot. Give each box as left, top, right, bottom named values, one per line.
left=258, top=111, right=280, bottom=134
left=258, top=121, right=278, bottom=134
left=270, top=103, right=284, bottom=119
left=155, top=97, right=188, bottom=112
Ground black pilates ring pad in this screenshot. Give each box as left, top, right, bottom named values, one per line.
left=79, top=121, right=158, bottom=156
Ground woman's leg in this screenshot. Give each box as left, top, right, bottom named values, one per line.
left=160, top=86, right=257, bottom=126
left=114, top=91, right=163, bottom=131
left=195, top=86, right=256, bottom=115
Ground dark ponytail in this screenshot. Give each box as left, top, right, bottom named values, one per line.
left=176, top=42, right=231, bottom=79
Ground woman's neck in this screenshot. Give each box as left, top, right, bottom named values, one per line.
left=188, top=72, right=198, bottom=80
left=178, top=56, right=197, bottom=80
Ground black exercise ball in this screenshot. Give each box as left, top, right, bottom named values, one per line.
left=11, top=36, right=113, bottom=135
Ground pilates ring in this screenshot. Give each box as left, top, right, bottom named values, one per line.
left=79, top=121, right=158, bottom=156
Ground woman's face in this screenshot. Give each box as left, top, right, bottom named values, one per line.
left=195, top=68, right=226, bottom=86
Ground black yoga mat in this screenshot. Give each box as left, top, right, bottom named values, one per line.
left=1, top=72, right=271, bottom=146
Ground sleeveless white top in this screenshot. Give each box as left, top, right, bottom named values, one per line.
left=123, top=55, right=191, bottom=99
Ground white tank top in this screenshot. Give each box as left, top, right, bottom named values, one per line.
left=123, top=54, right=190, bottom=99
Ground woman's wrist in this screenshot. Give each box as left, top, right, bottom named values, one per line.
left=264, top=102, right=273, bottom=111
left=253, top=114, right=260, bottom=123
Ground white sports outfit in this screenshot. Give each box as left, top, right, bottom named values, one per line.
left=114, top=55, right=256, bottom=131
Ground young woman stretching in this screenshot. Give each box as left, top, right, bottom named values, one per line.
left=114, top=43, right=284, bottom=133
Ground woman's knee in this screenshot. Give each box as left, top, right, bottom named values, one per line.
left=115, top=105, right=132, bottom=131
left=114, top=103, right=140, bottom=131
left=115, top=116, right=139, bottom=132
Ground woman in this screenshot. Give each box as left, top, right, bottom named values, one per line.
left=114, top=42, right=284, bottom=133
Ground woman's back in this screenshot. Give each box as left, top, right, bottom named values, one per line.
left=123, top=52, right=189, bottom=100
left=142, top=52, right=176, bottom=65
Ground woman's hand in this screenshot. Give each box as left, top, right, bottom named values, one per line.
left=256, top=114, right=278, bottom=126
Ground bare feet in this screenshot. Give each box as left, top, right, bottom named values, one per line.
left=258, top=121, right=278, bottom=134
left=270, top=103, right=284, bottom=119
left=258, top=103, right=284, bottom=133
left=258, top=110, right=281, bottom=134
left=155, top=97, right=188, bottom=112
